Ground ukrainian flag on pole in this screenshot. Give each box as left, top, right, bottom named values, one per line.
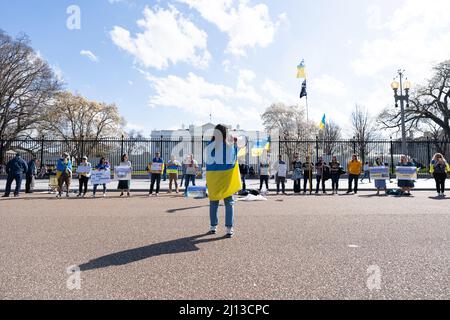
left=319, top=114, right=326, bottom=130
left=206, top=142, right=242, bottom=201
left=297, top=59, right=307, bottom=79
left=251, top=138, right=270, bottom=157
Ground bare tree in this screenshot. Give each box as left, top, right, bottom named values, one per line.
left=261, top=103, right=315, bottom=163
left=352, top=104, right=379, bottom=162
left=0, top=30, right=60, bottom=164
left=378, top=60, right=450, bottom=155
left=318, top=121, right=342, bottom=155
left=38, top=91, right=125, bottom=161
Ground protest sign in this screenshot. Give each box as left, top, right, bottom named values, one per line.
left=114, top=166, right=132, bottom=181
left=369, top=166, right=389, bottom=180
left=90, top=170, right=111, bottom=185
left=396, top=166, right=417, bottom=181
left=277, top=163, right=287, bottom=177
left=76, top=165, right=91, bottom=174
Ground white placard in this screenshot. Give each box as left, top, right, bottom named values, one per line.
left=151, top=163, right=163, bottom=173
left=90, top=170, right=111, bottom=185
left=277, top=163, right=287, bottom=177
left=114, top=166, right=132, bottom=181
left=76, top=165, right=91, bottom=174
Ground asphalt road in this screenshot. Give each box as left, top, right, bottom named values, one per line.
left=0, top=192, right=449, bottom=300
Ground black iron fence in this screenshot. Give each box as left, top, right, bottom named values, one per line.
left=0, top=136, right=449, bottom=176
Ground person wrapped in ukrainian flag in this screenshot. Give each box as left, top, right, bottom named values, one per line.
left=206, top=124, right=242, bottom=238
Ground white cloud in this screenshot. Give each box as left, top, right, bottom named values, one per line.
left=310, top=75, right=347, bottom=97
left=80, top=50, right=99, bottom=62
left=261, top=79, right=298, bottom=105
left=140, top=70, right=265, bottom=126
left=352, top=0, right=450, bottom=81
left=178, top=0, right=284, bottom=56
left=110, top=5, right=211, bottom=70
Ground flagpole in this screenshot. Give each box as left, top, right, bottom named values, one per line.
left=306, top=89, right=312, bottom=194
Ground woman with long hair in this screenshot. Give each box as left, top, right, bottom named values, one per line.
left=430, top=153, right=450, bottom=197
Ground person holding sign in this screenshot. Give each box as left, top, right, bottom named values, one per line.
left=92, top=157, right=110, bottom=198
left=206, top=124, right=242, bottom=238
left=346, top=154, right=362, bottom=194
left=397, top=155, right=415, bottom=196
left=117, top=154, right=132, bottom=197
left=430, top=153, right=450, bottom=197
left=148, top=152, right=164, bottom=196
left=77, top=156, right=91, bottom=197
left=274, top=154, right=287, bottom=195
left=183, top=154, right=198, bottom=196
left=292, top=153, right=302, bottom=194
left=167, top=155, right=181, bottom=193
left=56, top=152, right=72, bottom=198
left=373, top=158, right=387, bottom=195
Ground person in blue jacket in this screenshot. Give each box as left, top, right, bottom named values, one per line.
left=26, top=156, right=38, bottom=194
left=56, top=152, right=73, bottom=198
left=2, top=153, right=28, bottom=198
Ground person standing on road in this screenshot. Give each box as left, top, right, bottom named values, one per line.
left=148, top=152, right=164, bottom=197
left=2, top=153, right=28, bottom=198
left=302, top=156, right=314, bottom=194
left=274, top=154, right=287, bottom=195
left=206, top=124, right=241, bottom=238
left=56, top=152, right=72, bottom=198
left=92, top=157, right=110, bottom=198
left=292, top=153, right=302, bottom=194
left=258, top=155, right=270, bottom=193
left=315, top=156, right=327, bottom=194
left=77, top=156, right=91, bottom=197
left=238, top=160, right=249, bottom=191
left=25, top=156, right=38, bottom=194
left=360, top=161, right=371, bottom=183
left=329, top=156, right=341, bottom=195
left=118, top=154, right=132, bottom=197
left=183, top=154, right=199, bottom=196
left=397, top=155, right=415, bottom=196
left=167, top=155, right=181, bottom=194
left=374, top=157, right=387, bottom=196
left=346, top=154, right=362, bottom=194
left=430, top=153, right=449, bottom=198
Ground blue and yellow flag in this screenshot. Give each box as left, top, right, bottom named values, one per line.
left=251, top=138, right=270, bottom=157
left=206, top=142, right=242, bottom=201
left=319, top=114, right=326, bottom=130
left=297, top=59, right=307, bottom=79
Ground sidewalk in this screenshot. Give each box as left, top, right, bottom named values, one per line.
left=0, top=177, right=439, bottom=193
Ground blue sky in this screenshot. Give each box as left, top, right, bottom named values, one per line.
left=1, top=0, right=450, bottom=137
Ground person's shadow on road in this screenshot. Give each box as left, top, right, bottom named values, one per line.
left=78, top=233, right=227, bottom=272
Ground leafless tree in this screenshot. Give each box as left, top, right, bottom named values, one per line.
left=352, top=104, right=379, bottom=163
left=318, top=120, right=342, bottom=155
left=378, top=60, right=450, bottom=155
left=0, top=30, right=60, bottom=164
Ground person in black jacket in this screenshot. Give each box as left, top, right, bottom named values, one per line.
left=239, top=162, right=249, bottom=191
left=26, top=157, right=38, bottom=194
left=3, top=154, right=28, bottom=198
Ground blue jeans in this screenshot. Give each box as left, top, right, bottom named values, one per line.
left=4, top=174, right=22, bottom=196
left=184, top=174, right=196, bottom=194
left=210, top=196, right=235, bottom=228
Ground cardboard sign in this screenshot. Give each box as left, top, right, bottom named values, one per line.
left=277, top=163, right=287, bottom=177
left=114, top=166, right=132, bottom=181
left=76, top=165, right=91, bottom=174
left=369, top=166, right=389, bottom=180
left=396, top=166, right=417, bottom=181
left=90, top=170, right=111, bottom=185
left=151, top=162, right=163, bottom=173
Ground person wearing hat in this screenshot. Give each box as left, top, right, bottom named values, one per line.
left=56, top=152, right=72, bottom=198
left=77, top=156, right=91, bottom=197
left=2, top=153, right=28, bottom=198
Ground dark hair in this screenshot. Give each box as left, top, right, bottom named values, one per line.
left=99, top=157, right=106, bottom=164
left=121, top=154, right=128, bottom=162
left=212, top=124, right=227, bottom=142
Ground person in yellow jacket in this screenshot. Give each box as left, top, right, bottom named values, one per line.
left=430, top=153, right=450, bottom=197
left=206, top=124, right=242, bottom=238
left=346, top=154, right=362, bottom=194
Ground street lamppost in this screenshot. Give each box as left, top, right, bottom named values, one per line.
left=391, top=70, right=411, bottom=155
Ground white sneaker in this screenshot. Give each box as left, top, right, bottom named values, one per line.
left=103, top=193, right=106, bottom=197
left=226, top=227, right=234, bottom=238
left=209, top=226, right=217, bottom=234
